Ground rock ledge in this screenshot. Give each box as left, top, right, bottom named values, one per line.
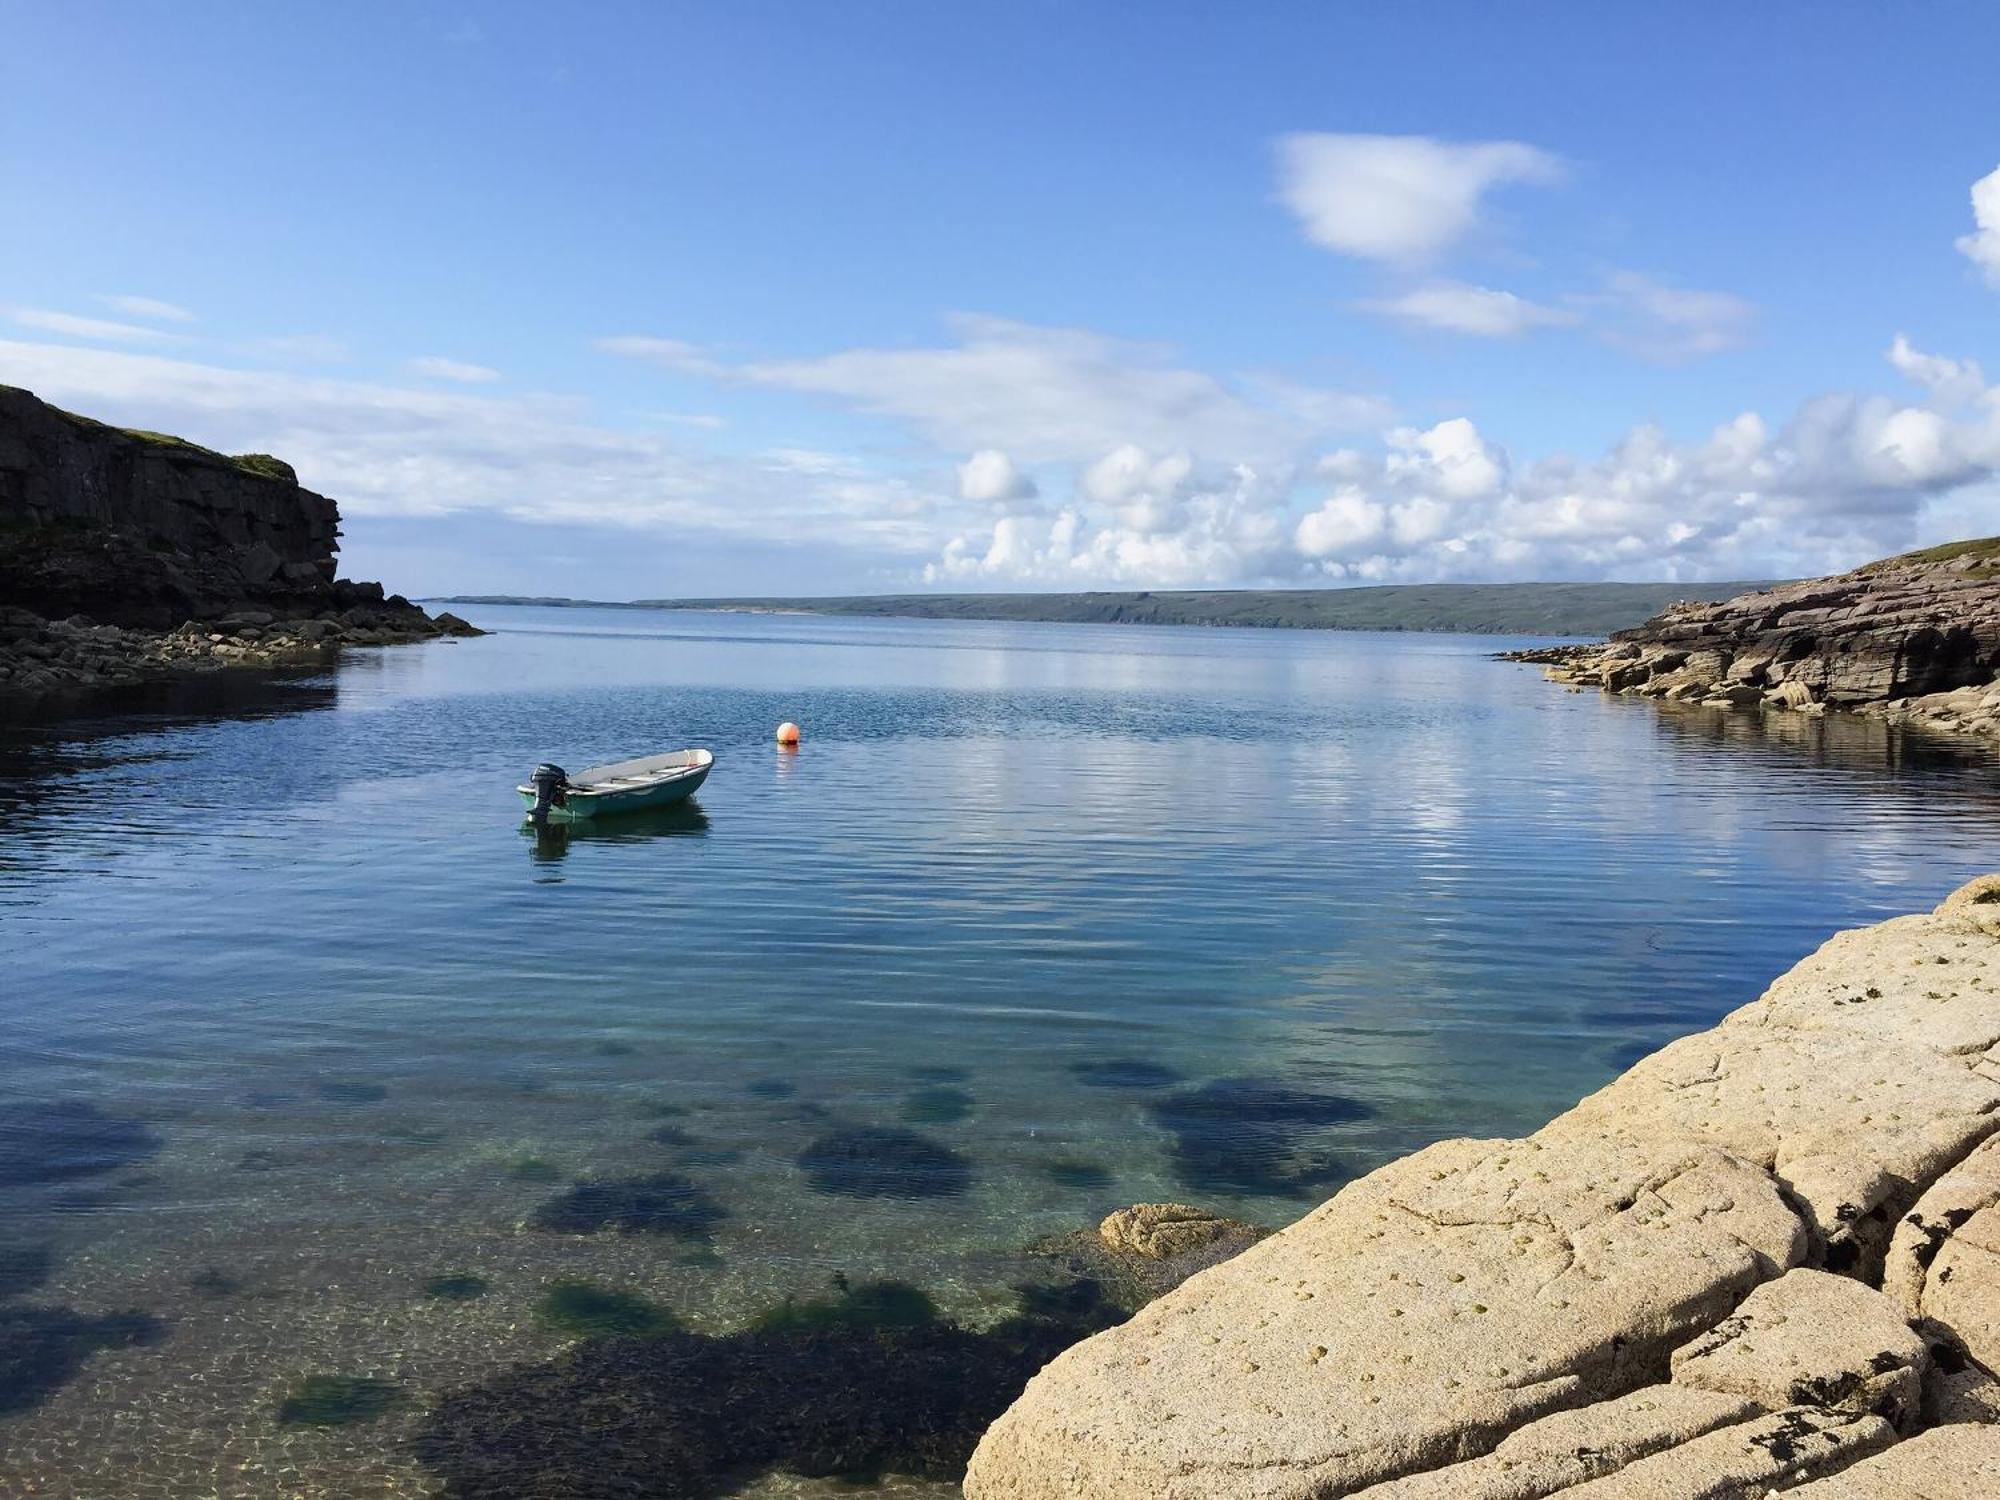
left=1506, top=538, right=2000, bottom=741
left=967, top=878, right=2000, bottom=1498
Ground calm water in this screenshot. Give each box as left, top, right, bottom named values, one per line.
left=3, top=606, right=1998, bottom=1496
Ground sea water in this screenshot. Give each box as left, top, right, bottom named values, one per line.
left=3, top=606, right=1996, bottom=1496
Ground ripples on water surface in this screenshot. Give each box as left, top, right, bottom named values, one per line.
left=2, top=606, right=1997, bottom=1496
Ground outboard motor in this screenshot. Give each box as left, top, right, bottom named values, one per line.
left=528, top=763, right=571, bottom=824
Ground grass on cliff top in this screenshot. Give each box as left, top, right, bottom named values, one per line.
left=1856, top=536, right=2000, bottom=575
left=116, top=429, right=296, bottom=482
left=0, top=388, right=298, bottom=484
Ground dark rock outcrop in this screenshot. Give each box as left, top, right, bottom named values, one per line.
left=0, top=385, right=478, bottom=701
left=1508, top=538, right=2000, bottom=738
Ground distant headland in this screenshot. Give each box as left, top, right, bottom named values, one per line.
left=426, top=580, right=1778, bottom=640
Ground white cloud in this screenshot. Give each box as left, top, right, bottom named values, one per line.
left=1887, top=333, right=1986, bottom=408
left=604, top=313, right=1387, bottom=465
left=1275, top=133, right=1562, bottom=264
left=6, top=307, right=172, bottom=344
left=957, top=449, right=1037, bottom=504
left=98, top=294, right=196, bottom=324
left=1359, top=280, right=1578, bottom=337
left=1296, top=490, right=1386, bottom=558
left=927, top=463, right=1291, bottom=588
left=0, top=339, right=945, bottom=557
left=937, top=337, right=2000, bottom=590
left=1957, top=164, right=2000, bottom=286
left=1287, top=340, right=2000, bottom=584
left=1586, top=271, right=1756, bottom=361
left=593, top=335, right=718, bottom=374
left=8, top=317, right=1994, bottom=599
left=408, top=355, right=501, bottom=383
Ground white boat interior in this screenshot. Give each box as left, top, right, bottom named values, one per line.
left=567, top=749, right=711, bottom=790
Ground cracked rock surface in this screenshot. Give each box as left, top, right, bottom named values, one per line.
left=965, top=878, right=2000, bottom=1499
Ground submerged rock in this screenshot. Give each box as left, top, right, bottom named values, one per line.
left=796, top=1127, right=973, bottom=1199
left=530, top=1173, right=725, bottom=1237
left=0, top=1306, right=163, bottom=1416
left=901, top=1085, right=974, bottom=1124
left=1070, top=1057, right=1182, bottom=1090
left=0, top=1244, right=53, bottom=1300
left=1032, top=1203, right=1269, bottom=1311
left=423, top=1273, right=491, bottom=1303
left=0, top=1101, right=161, bottom=1187
left=1146, top=1077, right=1368, bottom=1196
left=274, top=1373, right=405, bottom=1427
left=414, top=1277, right=1124, bottom=1499
left=536, top=1280, right=680, bottom=1338
left=751, top=1278, right=938, bottom=1335
left=1042, top=1156, right=1115, bottom=1191
left=1097, top=1203, right=1262, bottom=1262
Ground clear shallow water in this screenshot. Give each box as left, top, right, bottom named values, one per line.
left=2, top=605, right=1998, bottom=1496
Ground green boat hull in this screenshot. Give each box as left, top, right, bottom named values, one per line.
left=518, top=753, right=712, bottom=822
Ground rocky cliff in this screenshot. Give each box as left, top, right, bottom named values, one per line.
left=0, top=385, right=475, bottom=698
left=966, top=877, right=2000, bottom=1498
left=1509, top=539, right=2000, bottom=739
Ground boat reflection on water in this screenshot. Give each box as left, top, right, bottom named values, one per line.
left=526, top=799, right=712, bottom=865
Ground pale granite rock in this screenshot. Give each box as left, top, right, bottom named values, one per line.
left=1938, top=872, right=2000, bottom=937
left=1546, top=1407, right=1894, bottom=1497
left=1536, top=951, right=2000, bottom=1275
left=964, top=1137, right=1803, bottom=1499
left=1668, top=1269, right=1927, bottom=1434
left=1779, top=1420, right=2000, bottom=1497
left=1724, top=910, right=2000, bottom=1061
left=1884, top=1136, right=2000, bottom=1317
left=1341, top=1387, right=1757, bottom=1499
left=1923, top=1203, right=2000, bottom=1374
left=1928, top=1354, right=2000, bottom=1426
left=1538, top=1023, right=1998, bottom=1276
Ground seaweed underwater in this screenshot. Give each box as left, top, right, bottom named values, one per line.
left=413, top=1276, right=1126, bottom=1498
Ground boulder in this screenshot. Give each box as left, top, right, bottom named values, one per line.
left=1667, top=1269, right=1927, bottom=1434
left=1098, top=1204, right=1261, bottom=1261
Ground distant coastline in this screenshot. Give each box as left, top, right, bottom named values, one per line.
left=424, top=580, right=1776, bottom=639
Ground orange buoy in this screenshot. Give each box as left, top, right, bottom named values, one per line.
left=775, top=721, right=801, bottom=746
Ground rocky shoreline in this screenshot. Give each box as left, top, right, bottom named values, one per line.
left=967, top=878, right=2000, bottom=1498
left=1506, top=538, right=2000, bottom=741
left=0, top=595, right=477, bottom=701
left=1, top=384, right=478, bottom=705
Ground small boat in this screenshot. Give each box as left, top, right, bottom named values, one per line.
left=520, top=750, right=713, bottom=822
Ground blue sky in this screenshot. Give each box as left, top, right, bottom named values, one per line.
left=3, top=1, right=1997, bottom=596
